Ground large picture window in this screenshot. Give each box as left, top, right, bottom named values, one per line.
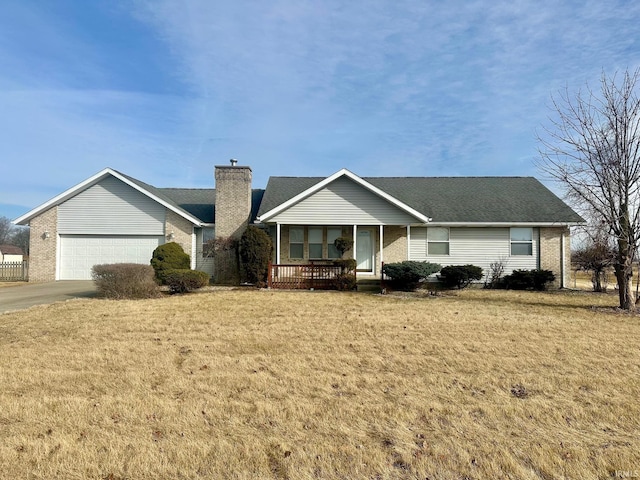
left=510, top=227, right=533, bottom=255
left=289, top=226, right=304, bottom=258
left=288, top=226, right=344, bottom=259
left=427, top=227, right=450, bottom=255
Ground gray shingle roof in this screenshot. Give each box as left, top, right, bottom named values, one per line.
left=258, top=176, right=584, bottom=224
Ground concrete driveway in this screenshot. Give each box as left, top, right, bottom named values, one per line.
left=0, top=281, right=97, bottom=314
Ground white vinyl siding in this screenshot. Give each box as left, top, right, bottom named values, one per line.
left=269, top=177, right=419, bottom=225
left=59, top=235, right=164, bottom=280
left=409, top=227, right=538, bottom=277
left=58, top=176, right=165, bottom=235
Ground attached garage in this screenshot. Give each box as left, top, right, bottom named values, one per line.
left=59, top=235, right=164, bottom=280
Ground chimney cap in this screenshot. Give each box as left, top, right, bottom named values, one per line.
left=230, top=158, right=238, bottom=166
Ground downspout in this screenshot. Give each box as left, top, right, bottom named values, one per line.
left=561, top=230, right=565, bottom=289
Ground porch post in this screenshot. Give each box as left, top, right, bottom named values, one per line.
left=353, top=225, right=357, bottom=265
left=407, top=225, right=411, bottom=259
left=276, top=223, right=281, bottom=264
left=379, top=224, right=384, bottom=272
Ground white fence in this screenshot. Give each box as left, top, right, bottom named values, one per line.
left=0, top=261, right=28, bottom=281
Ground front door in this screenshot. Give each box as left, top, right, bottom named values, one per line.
left=356, top=228, right=374, bottom=273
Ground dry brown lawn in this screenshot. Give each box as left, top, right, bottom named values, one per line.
left=0, top=288, right=639, bottom=479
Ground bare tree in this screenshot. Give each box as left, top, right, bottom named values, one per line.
left=572, top=228, right=615, bottom=292
left=10, top=227, right=30, bottom=255
left=538, top=69, right=640, bottom=310
left=0, top=216, right=12, bottom=244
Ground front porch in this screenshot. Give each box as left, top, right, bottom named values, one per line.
left=271, top=224, right=405, bottom=278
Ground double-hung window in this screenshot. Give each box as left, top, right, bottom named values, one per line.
left=427, top=227, right=450, bottom=255
left=510, top=227, right=533, bottom=255
left=289, top=227, right=304, bottom=259
left=308, top=227, right=323, bottom=259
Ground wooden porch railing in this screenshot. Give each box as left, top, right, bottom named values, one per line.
left=0, top=261, right=28, bottom=281
left=268, top=263, right=350, bottom=290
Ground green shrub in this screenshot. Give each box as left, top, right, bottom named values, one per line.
left=238, top=226, right=273, bottom=286
left=151, top=242, right=190, bottom=283
left=439, top=264, right=484, bottom=289
left=382, top=261, right=442, bottom=291
left=163, top=269, right=210, bottom=294
left=333, top=258, right=357, bottom=274
left=91, top=263, right=160, bottom=299
left=502, top=269, right=556, bottom=291
left=333, top=273, right=357, bottom=291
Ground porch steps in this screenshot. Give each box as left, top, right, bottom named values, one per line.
left=357, top=278, right=382, bottom=293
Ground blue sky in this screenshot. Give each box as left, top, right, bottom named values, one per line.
left=2, top=0, right=639, bottom=220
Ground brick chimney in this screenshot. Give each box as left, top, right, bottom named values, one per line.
left=214, top=160, right=252, bottom=239
left=213, top=160, right=252, bottom=284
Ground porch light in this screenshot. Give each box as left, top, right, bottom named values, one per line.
left=43, top=231, right=50, bottom=239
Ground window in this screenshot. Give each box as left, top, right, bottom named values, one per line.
left=289, top=227, right=304, bottom=258
left=427, top=227, right=449, bottom=255
left=309, top=227, right=323, bottom=259
left=511, top=227, right=533, bottom=255
left=327, top=227, right=342, bottom=259
left=202, top=227, right=215, bottom=246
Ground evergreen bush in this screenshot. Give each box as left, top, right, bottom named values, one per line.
left=382, top=261, right=441, bottom=291
left=439, top=265, right=484, bottom=289
left=502, top=269, right=556, bottom=291
left=238, top=226, right=273, bottom=286
left=150, top=242, right=190, bottom=283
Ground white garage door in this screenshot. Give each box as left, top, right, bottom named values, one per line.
left=59, top=235, right=164, bottom=280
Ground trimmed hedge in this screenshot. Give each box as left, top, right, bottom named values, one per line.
left=151, top=242, right=190, bottom=283
left=163, top=269, right=210, bottom=294
left=91, top=263, right=160, bottom=299
left=502, top=269, right=556, bottom=291
left=439, top=264, right=484, bottom=289
left=382, top=261, right=442, bottom=291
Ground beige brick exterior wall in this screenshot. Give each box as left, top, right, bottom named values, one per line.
left=28, top=206, right=57, bottom=282
left=214, top=166, right=252, bottom=239
left=383, top=226, right=406, bottom=264
left=165, top=209, right=193, bottom=260
left=540, top=227, right=570, bottom=288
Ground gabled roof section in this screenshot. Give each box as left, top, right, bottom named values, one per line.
left=258, top=173, right=584, bottom=225
left=14, top=168, right=205, bottom=226
left=258, top=169, right=432, bottom=223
